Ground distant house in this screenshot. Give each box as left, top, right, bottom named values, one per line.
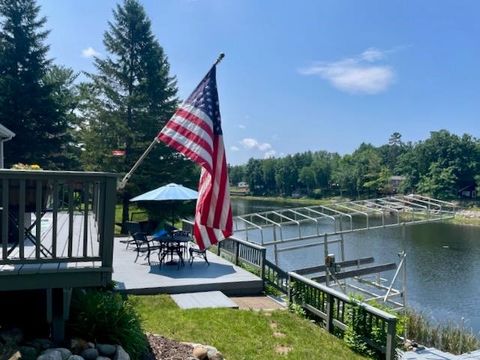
left=458, top=184, right=477, bottom=199
left=389, top=176, right=406, bottom=193
left=231, top=181, right=249, bottom=195
left=0, top=123, right=15, bottom=168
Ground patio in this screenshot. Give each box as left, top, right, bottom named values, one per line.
left=112, top=236, right=264, bottom=296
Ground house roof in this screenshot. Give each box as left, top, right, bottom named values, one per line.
left=0, top=124, right=15, bottom=140
left=390, top=176, right=406, bottom=181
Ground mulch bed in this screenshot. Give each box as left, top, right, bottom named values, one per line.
left=147, top=333, right=194, bottom=360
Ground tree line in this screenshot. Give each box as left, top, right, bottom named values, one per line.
left=0, top=0, right=197, bottom=227
left=229, top=131, right=480, bottom=200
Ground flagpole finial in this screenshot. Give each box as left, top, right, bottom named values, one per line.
left=214, top=53, right=225, bottom=66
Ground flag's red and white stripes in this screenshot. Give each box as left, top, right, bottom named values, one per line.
left=157, top=68, right=232, bottom=250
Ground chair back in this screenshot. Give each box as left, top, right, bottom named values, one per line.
left=172, top=230, right=191, bottom=241
left=125, top=221, right=142, bottom=235
left=132, top=232, right=148, bottom=248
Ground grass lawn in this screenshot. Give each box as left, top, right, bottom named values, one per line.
left=132, top=295, right=366, bottom=360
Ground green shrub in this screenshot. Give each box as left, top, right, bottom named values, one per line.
left=68, top=289, right=148, bottom=360
left=344, top=302, right=378, bottom=358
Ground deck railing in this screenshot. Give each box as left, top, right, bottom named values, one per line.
left=0, top=170, right=117, bottom=273
left=289, top=272, right=397, bottom=360
left=264, top=259, right=289, bottom=293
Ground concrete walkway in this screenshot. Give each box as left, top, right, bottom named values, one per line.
left=229, top=296, right=286, bottom=310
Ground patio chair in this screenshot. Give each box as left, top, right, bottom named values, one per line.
left=132, top=232, right=162, bottom=265
left=123, top=221, right=142, bottom=249
left=189, top=242, right=209, bottom=266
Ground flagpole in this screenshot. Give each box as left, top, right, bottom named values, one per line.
left=117, top=53, right=225, bottom=190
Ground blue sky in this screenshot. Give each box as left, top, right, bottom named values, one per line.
left=39, top=0, right=480, bottom=165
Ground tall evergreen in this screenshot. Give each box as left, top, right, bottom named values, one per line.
left=81, top=0, right=196, bottom=229
left=0, top=0, right=74, bottom=168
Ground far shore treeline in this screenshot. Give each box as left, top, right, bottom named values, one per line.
left=229, top=131, right=480, bottom=200
left=0, top=0, right=478, bottom=211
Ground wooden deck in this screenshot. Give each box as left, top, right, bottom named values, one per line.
left=112, top=237, right=264, bottom=296
left=0, top=211, right=111, bottom=291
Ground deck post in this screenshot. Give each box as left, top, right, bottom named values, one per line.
left=260, top=247, right=266, bottom=289
left=325, top=293, right=334, bottom=333
left=234, top=239, right=240, bottom=265
left=100, top=177, right=116, bottom=285
left=46, top=288, right=67, bottom=344
left=385, top=318, right=397, bottom=360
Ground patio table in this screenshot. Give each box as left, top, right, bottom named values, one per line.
left=154, top=231, right=191, bottom=267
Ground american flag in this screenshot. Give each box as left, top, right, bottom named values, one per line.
left=157, top=66, right=233, bottom=250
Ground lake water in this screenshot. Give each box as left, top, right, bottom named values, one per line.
left=232, top=198, right=480, bottom=333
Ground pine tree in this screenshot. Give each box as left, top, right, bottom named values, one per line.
left=0, top=0, right=74, bottom=168
left=81, top=0, right=196, bottom=229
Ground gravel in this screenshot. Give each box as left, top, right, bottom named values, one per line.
left=146, top=334, right=194, bottom=360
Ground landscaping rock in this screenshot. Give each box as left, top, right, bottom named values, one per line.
left=192, top=345, right=208, bottom=360
left=96, top=357, right=111, bottom=360
left=50, top=348, right=72, bottom=360
left=70, top=339, right=89, bottom=354
left=96, top=344, right=116, bottom=357
left=67, top=355, right=85, bottom=360
left=38, top=349, right=62, bottom=360
left=80, top=348, right=98, bottom=360
left=113, top=346, right=129, bottom=360
left=19, top=346, right=38, bottom=360
left=206, top=348, right=223, bottom=360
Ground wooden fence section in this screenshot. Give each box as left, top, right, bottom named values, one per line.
left=289, top=272, right=397, bottom=360
left=0, top=170, right=117, bottom=290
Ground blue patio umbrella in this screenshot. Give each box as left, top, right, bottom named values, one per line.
left=130, top=183, right=198, bottom=202
left=130, top=183, right=198, bottom=226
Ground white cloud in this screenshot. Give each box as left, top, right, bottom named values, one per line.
left=240, top=138, right=257, bottom=149
left=299, top=47, right=395, bottom=94
left=230, top=146, right=240, bottom=151
left=258, top=143, right=272, bottom=151
left=239, top=138, right=275, bottom=158
left=360, top=47, right=385, bottom=62
left=264, top=150, right=276, bottom=159
left=82, top=47, right=101, bottom=58
left=238, top=124, right=246, bottom=129
left=240, top=138, right=272, bottom=151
